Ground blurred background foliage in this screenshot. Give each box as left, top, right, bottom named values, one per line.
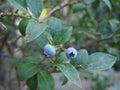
left=0, top=0, right=120, bottom=90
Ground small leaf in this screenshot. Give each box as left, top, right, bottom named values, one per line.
left=70, top=49, right=88, bottom=67
left=26, top=75, right=38, bottom=90
left=26, top=19, right=47, bottom=42
left=19, top=18, right=30, bottom=36
left=17, top=63, right=39, bottom=81
left=54, top=27, right=72, bottom=44
left=87, top=52, right=117, bottom=71
left=35, top=30, right=53, bottom=49
left=103, top=0, right=112, bottom=10
left=49, top=17, right=62, bottom=35
left=57, top=63, right=82, bottom=87
left=38, top=70, right=54, bottom=90
left=26, top=0, right=43, bottom=18
left=8, top=0, right=28, bottom=14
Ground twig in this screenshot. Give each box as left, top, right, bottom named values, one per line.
left=97, top=37, right=112, bottom=42
left=5, top=41, right=14, bottom=57
left=10, top=35, right=22, bottom=44
left=39, top=0, right=82, bottom=22
left=0, top=12, right=12, bottom=17
left=0, top=11, right=31, bottom=18
left=39, top=0, right=69, bottom=22
left=75, top=65, right=85, bottom=70
left=76, top=31, right=102, bottom=36
left=59, top=44, right=66, bottom=51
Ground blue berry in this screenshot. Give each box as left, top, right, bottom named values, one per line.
left=44, top=44, right=56, bottom=57
left=65, top=47, right=77, bottom=59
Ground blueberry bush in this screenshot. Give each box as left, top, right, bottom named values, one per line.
left=0, top=0, right=120, bottom=90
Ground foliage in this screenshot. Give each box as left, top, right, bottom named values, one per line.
left=0, top=0, right=120, bottom=90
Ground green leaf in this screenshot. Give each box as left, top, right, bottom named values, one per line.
left=97, top=19, right=113, bottom=38
left=87, top=52, right=117, bottom=71
left=35, top=30, right=53, bottom=49
left=86, top=6, right=95, bottom=19
left=103, top=0, right=112, bottom=10
left=57, top=63, right=82, bottom=87
left=24, top=55, right=41, bottom=64
left=70, top=49, right=88, bottom=67
left=26, top=0, right=43, bottom=18
left=57, top=52, right=67, bottom=64
left=26, top=75, right=38, bottom=90
left=26, top=19, right=47, bottom=42
left=54, top=27, right=72, bottom=44
left=38, top=70, right=54, bottom=90
left=72, top=3, right=87, bottom=12
left=8, top=0, right=28, bottom=14
left=17, top=63, right=39, bottom=81
left=49, top=17, right=62, bottom=35
left=107, top=48, right=119, bottom=57
left=60, top=75, right=68, bottom=85
left=19, top=18, right=30, bottom=36
left=109, top=19, right=119, bottom=33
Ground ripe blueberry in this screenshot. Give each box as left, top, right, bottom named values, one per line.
left=65, top=47, right=77, bottom=59
left=44, top=44, right=56, bottom=57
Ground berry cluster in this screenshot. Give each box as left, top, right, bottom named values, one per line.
left=44, top=44, right=77, bottom=59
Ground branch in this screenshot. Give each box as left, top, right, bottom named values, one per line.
left=0, top=32, right=10, bottom=51
left=0, top=11, right=31, bottom=18
left=6, top=41, right=14, bottom=57
left=0, top=0, right=81, bottom=22
left=39, top=0, right=82, bottom=22
left=39, top=0, right=69, bottom=22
